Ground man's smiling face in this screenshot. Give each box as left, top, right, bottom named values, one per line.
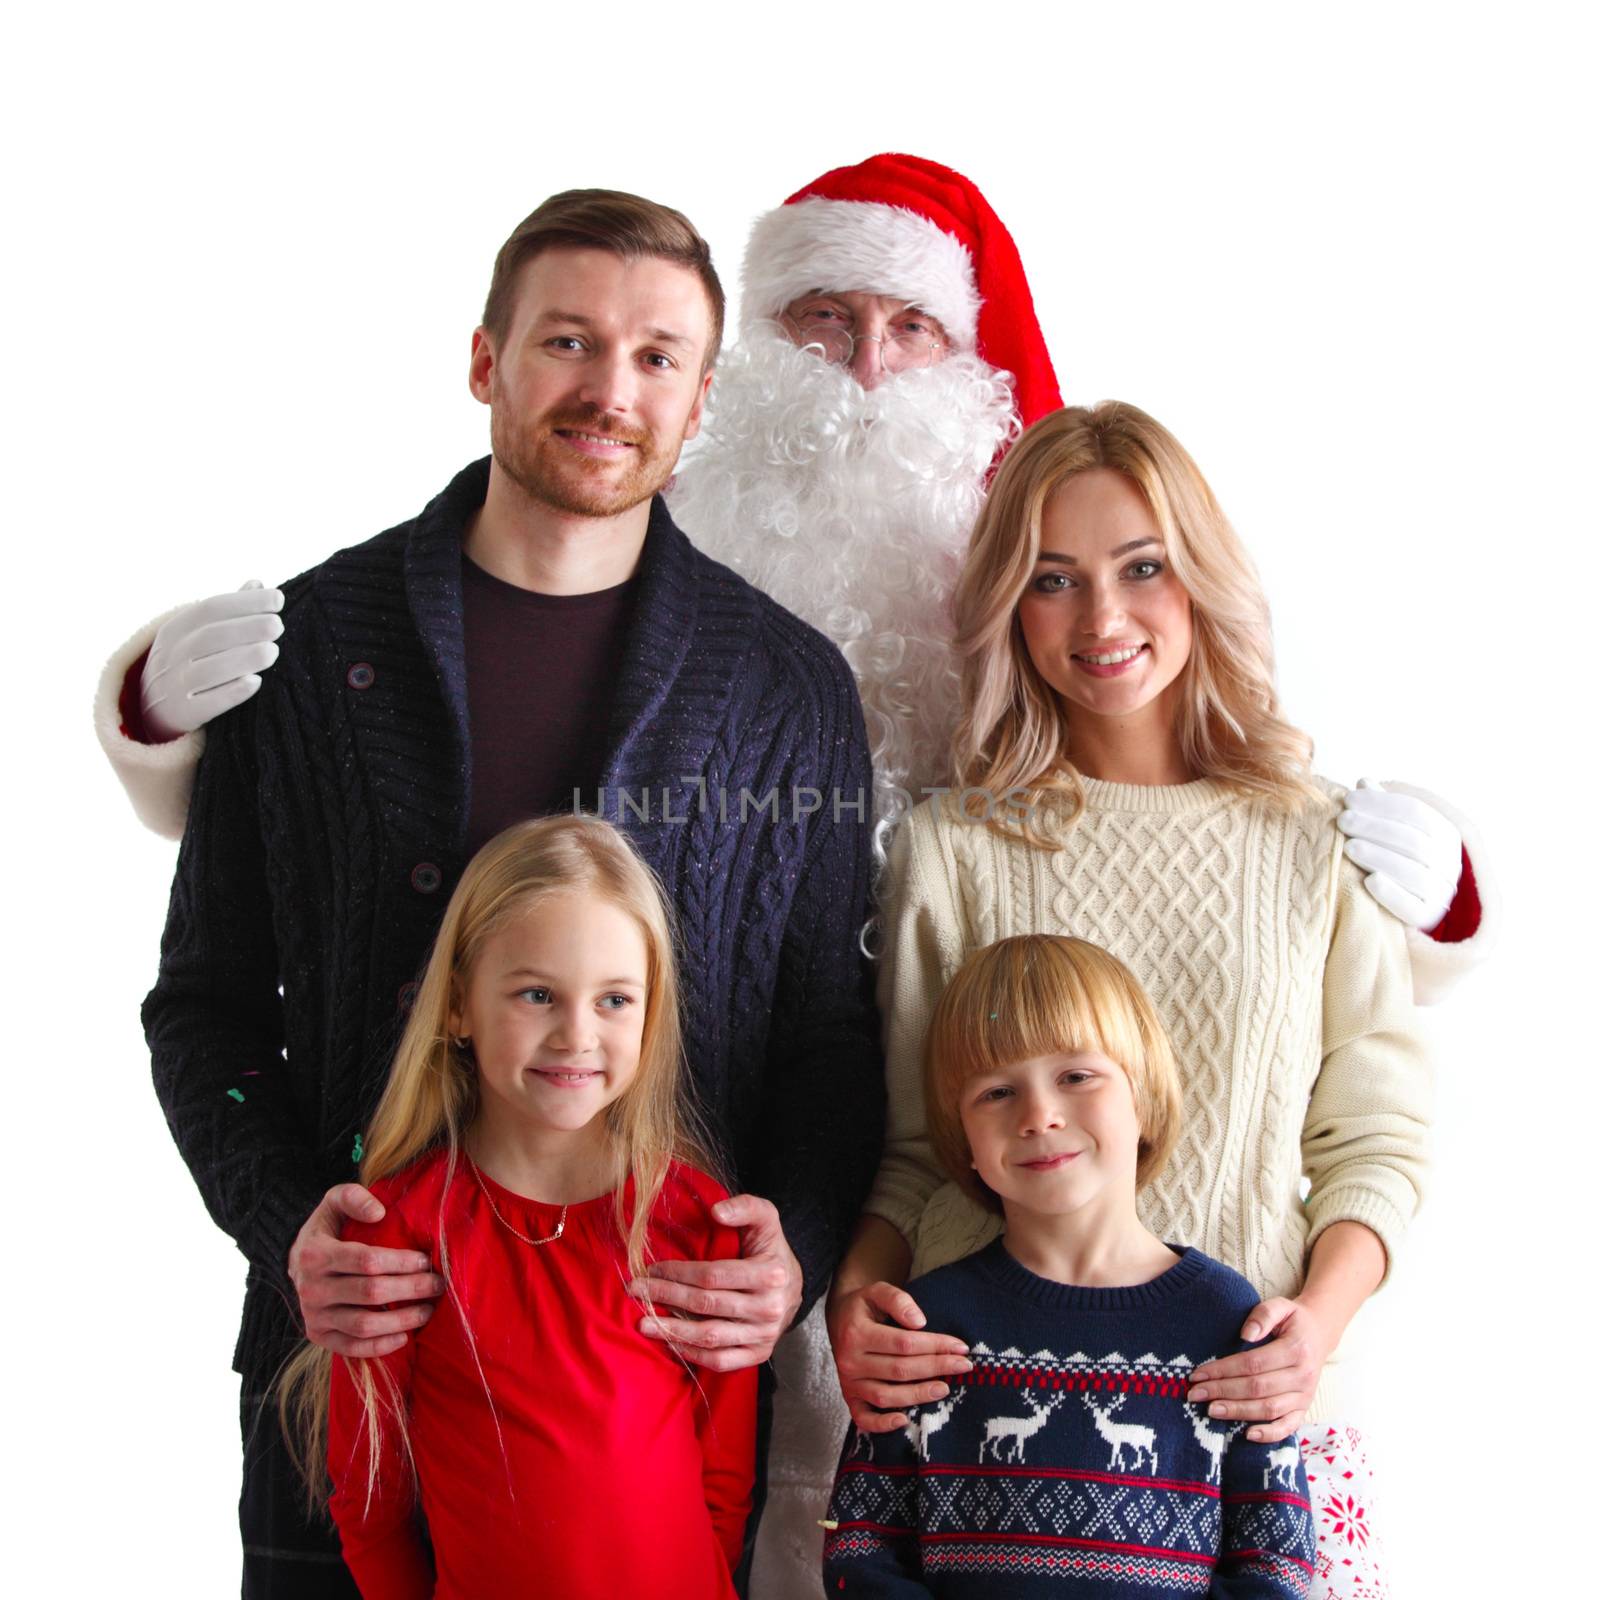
left=470, top=246, right=713, bottom=519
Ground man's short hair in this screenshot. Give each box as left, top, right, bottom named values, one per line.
left=482, top=189, right=725, bottom=371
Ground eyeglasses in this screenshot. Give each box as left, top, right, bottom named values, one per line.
left=787, top=314, right=944, bottom=373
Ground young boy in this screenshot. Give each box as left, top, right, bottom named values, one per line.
left=823, top=936, right=1316, bottom=1598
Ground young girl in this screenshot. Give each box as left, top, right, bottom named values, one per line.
left=824, top=934, right=1315, bottom=1597
left=280, top=814, right=755, bottom=1600
left=828, top=402, right=1431, bottom=1598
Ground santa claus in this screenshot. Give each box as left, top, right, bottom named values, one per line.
left=671, top=154, right=1064, bottom=862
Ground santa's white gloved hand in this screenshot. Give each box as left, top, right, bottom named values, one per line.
left=1337, top=779, right=1462, bottom=933
left=139, top=581, right=285, bottom=741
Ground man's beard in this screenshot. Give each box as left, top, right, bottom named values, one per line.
left=667, top=326, right=1018, bottom=851
left=491, top=397, right=678, bottom=518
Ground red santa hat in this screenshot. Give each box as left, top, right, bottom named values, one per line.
left=739, top=152, right=1063, bottom=428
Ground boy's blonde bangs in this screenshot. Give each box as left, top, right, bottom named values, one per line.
left=925, top=936, right=1183, bottom=1212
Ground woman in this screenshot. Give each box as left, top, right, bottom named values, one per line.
left=828, top=401, right=1429, bottom=1598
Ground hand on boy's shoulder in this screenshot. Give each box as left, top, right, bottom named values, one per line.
left=917, top=1244, right=1270, bottom=1367
left=898, top=1259, right=989, bottom=1344
left=1178, top=1251, right=1271, bottom=1345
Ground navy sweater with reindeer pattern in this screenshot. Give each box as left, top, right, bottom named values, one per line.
left=823, top=1240, right=1315, bottom=1598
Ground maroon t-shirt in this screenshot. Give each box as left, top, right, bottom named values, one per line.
left=461, top=554, right=635, bottom=852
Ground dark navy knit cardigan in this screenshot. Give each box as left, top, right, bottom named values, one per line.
left=143, top=458, right=884, bottom=1381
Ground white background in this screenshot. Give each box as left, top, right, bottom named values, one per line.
left=5, top=3, right=1594, bottom=1594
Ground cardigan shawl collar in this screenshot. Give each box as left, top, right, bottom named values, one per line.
left=399, top=456, right=708, bottom=853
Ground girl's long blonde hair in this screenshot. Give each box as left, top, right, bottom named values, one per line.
left=952, top=401, right=1320, bottom=844
left=278, top=814, right=714, bottom=1511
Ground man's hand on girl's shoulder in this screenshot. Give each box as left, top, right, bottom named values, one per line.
left=288, top=1183, right=445, bottom=1359
left=628, top=1192, right=801, bottom=1371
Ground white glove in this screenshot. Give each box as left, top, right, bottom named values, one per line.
left=139, top=581, right=285, bottom=741
left=1336, top=778, right=1463, bottom=933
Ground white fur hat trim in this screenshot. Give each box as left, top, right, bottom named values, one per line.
left=740, top=197, right=981, bottom=350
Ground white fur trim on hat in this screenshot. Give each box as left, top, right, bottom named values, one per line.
left=740, top=197, right=981, bottom=349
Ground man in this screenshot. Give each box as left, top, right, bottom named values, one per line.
left=139, top=189, right=882, bottom=1596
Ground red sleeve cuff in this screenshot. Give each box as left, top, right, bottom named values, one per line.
left=1427, top=847, right=1481, bottom=944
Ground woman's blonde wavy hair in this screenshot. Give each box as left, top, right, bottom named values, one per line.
left=952, top=400, right=1319, bottom=844
left=277, top=814, right=714, bottom=1513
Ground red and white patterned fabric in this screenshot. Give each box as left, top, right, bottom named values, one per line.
left=1299, top=1422, right=1388, bottom=1598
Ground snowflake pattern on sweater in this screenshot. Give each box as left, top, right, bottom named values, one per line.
left=824, top=1242, right=1314, bottom=1597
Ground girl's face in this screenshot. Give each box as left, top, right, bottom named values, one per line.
left=1016, top=468, right=1194, bottom=737
left=452, top=891, right=649, bottom=1146
left=959, top=1049, right=1144, bottom=1225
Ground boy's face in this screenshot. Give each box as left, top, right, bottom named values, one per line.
left=959, top=1050, right=1144, bottom=1224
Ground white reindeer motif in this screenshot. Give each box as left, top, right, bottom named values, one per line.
left=906, top=1387, right=968, bottom=1462
left=851, top=1391, right=970, bottom=1465
left=1188, top=1410, right=1236, bottom=1485
left=979, top=1389, right=1066, bottom=1464
left=1264, top=1443, right=1300, bottom=1490
left=1083, top=1393, right=1159, bottom=1475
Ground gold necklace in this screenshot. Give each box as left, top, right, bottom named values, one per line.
left=466, top=1154, right=568, bottom=1246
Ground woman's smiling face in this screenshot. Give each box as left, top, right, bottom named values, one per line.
left=1017, top=467, right=1194, bottom=734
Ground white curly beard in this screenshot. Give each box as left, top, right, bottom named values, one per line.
left=666, top=326, right=1017, bottom=854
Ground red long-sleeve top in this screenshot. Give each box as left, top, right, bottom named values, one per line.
left=327, top=1150, right=756, bottom=1600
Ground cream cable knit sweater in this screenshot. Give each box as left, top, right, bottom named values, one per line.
left=867, top=777, right=1431, bottom=1423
